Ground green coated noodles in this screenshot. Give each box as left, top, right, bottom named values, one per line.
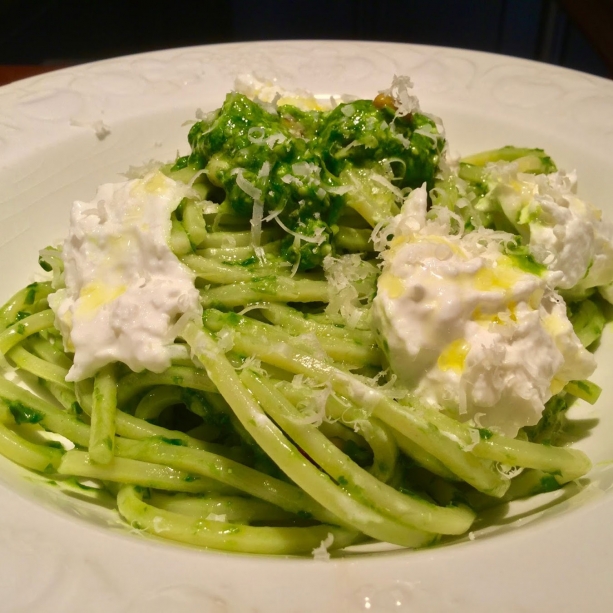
left=43, top=380, right=81, bottom=413
left=198, top=228, right=282, bottom=249
left=195, top=241, right=280, bottom=263
left=0, top=376, right=90, bottom=447
left=90, top=363, right=118, bottom=465
left=204, top=308, right=592, bottom=496
left=200, top=277, right=330, bottom=308
left=0, top=310, right=56, bottom=355
left=0, top=278, right=595, bottom=555
left=256, top=303, right=376, bottom=345
left=182, top=322, right=435, bottom=548
left=148, top=492, right=298, bottom=523
left=115, top=436, right=339, bottom=523
left=25, top=334, right=72, bottom=369
left=7, top=344, right=71, bottom=389
left=0, top=282, right=53, bottom=330
left=116, top=366, right=217, bottom=407
left=59, top=450, right=236, bottom=494
left=241, top=369, right=475, bottom=535
left=170, top=213, right=192, bottom=256
left=183, top=255, right=284, bottom=284
left=179, top=199, right=208, bottom=248
left=471, top=435, right=591, bottom=484
left=277, top=380, right=400, bottom=483
left=134, top=386, right=185, bottom=421
left=118, top=486, right=360, bottom=555
left=0, top=414, right=64, bottom=473
left=334, top=227, right=374, bottom=253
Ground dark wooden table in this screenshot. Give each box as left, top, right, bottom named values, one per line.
left=0, top=65, right=67, bottom=87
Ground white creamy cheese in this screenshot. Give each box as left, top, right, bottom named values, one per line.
left=483, top=163, right=613, bottom=294
left=49, top=170, right=202, bottom=381
left=373, top=186, right=596, bottom=437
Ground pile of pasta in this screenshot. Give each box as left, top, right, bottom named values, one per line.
left=0, top=196, right=592, bottom=556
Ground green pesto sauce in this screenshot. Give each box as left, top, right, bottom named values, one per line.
left=478, top=428, right=494, bottom=440
left=180, top=389, right=230, bottom=429
left=534, top=474, right=563, bottom=495
left=182, top=93, right=444, bottom=270
left=159, top=436, right=187, bottom=446
left=504, top=240, right=546, bottom=276
left=343, top=438, right=373, bottom=467
left=24, top=285, right=38, bottom=305
left=222, top=255, right=258, bottom=267
left=8, top=401, right=44, bottom=425
left=38, top=256, right=53, bottom=271
left=522, top=393, right=568, bottom=444
left=134, top=485, right=151, bottom=498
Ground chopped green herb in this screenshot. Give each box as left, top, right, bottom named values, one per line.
left=9, top=401, right=44, bottom=425
left=478, top=428, right=494, bottom=440
left=159, top=436, right=187, bottom=447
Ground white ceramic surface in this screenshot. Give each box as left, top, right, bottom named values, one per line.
left=1, top=41, right=613, bottom=612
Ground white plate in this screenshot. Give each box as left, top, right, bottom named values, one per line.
left=1, top=41, right=613, bottom=612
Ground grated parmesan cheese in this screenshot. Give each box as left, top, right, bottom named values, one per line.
left=370, top=173, right=404, bottom=202
left=234, top=74, right=330, bottom=112
left=312, top=532, right=334, bottom=560
left=232, top=168, right=262, bottom=201
left=248, top=126, right=267, bottom=144
left=274, top=216, right=320, bottom=244
left=122, top=159, right=163, bottom=180
left=323, top=254, right=376, bottom=329
left=216, top=327, right=235, bottom=353
left=379, top=75, right=421, bottom=117
left=250, top=199, right=265, bottom=262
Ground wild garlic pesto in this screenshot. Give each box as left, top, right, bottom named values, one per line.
left=173, top=89, right=444, bottom=270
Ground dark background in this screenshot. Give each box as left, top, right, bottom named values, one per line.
left=0, top=0, right=611, bottom=78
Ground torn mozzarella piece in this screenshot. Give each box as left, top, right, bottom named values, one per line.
left=373, top=187, right=595, bottom=437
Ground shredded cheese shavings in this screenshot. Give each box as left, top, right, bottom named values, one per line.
left=312, top=532, right=334, bottom=560
left=231, top=167, right=266, bottom=262
left=250, top=200, right=265, bottom=262
left=323, top=254, right=371, bottom=328
left=380, top=75, right=421, bottom=117
left=233, top=168, right=262, bottom=201
left=274, top=216, right=320, bottom=244
left=370, top=173, right=404, bottom=201
left=216, top=327, right=235, bottom=353
left=262, top=208, right=282, bottom=222
left=248, top=126, right=267, bottom=144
